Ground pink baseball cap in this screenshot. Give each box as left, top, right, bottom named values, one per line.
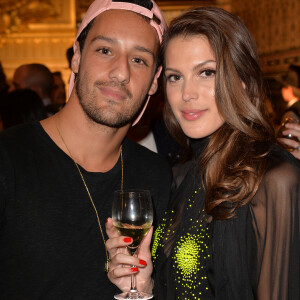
left=69, top=0, right=167, bottom=125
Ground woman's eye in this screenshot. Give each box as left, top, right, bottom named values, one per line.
left=200, top=69, right=216, bottom=78
left=166, top=74, right=181, bottom=82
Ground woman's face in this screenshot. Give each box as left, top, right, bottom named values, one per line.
left=164, top=35, right=224, bottom=139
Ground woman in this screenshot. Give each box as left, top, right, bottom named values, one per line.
left=106, top=7, right=300, bottom=299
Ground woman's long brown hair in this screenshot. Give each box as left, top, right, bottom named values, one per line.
left=163, top=7, right=275, bottom=221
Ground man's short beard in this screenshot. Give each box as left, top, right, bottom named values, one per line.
left=75, top=70, right=145, bottom=128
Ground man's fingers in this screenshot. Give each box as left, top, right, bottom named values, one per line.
left=284, top=123, right=300, bottom=131
left=277, top=137, right=299, bottom=148
left=282, top=129, right=300, bottom=140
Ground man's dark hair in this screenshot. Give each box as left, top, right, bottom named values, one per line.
left=66, top=46, right=74, bottom=69
left=112, top=0, right=153, bottom=10
left=77, top=18, right=96, bottom=53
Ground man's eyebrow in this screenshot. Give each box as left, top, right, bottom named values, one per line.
left=134, top=46, right=155, bottom=59
left=91, top=35, right=155, bottom=59
left=91, top=35, right=116, bottom=44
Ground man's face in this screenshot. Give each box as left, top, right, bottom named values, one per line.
left=72, top=9, right=160, bottom=128
left=9, top=66, right=28, bottom=92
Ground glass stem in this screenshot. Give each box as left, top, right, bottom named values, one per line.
left=130, top=266, right=137, bottom=292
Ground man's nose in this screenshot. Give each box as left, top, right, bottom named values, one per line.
left=109, top=55, right=130, bottom=84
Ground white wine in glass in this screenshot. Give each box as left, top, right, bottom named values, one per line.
left=112, top=190, right=153, bottom=300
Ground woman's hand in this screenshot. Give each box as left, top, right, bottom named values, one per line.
left=277, top=122, right=300, bottom=160
left=105, top=218, right=154, bottom=293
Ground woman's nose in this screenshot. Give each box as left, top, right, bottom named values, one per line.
left=182, top=79, right=198, bottom=102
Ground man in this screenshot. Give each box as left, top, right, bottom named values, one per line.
left=0, top=1, right=171, bottom=299
left=277, top=65, right=300, bottom=157
left=279, top=65, right=300, bottom=114
left=9, top=63, right=54, bottom=107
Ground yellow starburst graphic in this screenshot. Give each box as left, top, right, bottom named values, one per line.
left=175, top=236, right=201, bottom=278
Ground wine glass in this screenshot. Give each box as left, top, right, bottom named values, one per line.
left=277, top=111, right=300, bottom=152
left=112, top=189, right=153, bottom=300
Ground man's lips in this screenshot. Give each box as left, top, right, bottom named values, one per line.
left=99, top=86, right=128, bottom=101
left=181, top=109, right=206, bottom=120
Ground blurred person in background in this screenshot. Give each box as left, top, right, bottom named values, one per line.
left=9, top=63, right=54, bottom=114
left=51, top=71, right=66, bottom=106
left=48, top=71, right=67, bottom=114
left=0, top=61, right=9, bottom=130
left=264, top=77, right=286, bottom=129
left=280, top=64, right=300, bottom=115
left=0, top=89, right=46, bottom=130
left=0, top=62, right=8, bottom=99
left=277, top=65, right=300, bottom=158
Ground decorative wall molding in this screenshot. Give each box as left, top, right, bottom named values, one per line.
left=260, top=49, right=300, bottom=76
left=232, top=0, right=300, bottom=75
left=0, top=0, right=76, bottom=84
left=75, top=0, right=231, bottom=25
left=1, top=0, right=300, bottom=85
left=0, top=1, right=75, bottom=34
left=157, top=1, right=231, bottom=24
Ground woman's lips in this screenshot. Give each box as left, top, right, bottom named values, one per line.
left=99, top=86, right=127, bottom=101
left=181, top=109, right=206, bottom=120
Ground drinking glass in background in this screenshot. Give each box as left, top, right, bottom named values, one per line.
left=112, top=190, right=153, bottom=300
left=277, top=111, right=300, bottom=152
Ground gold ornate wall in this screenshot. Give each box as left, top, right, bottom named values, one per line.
left=0, top=0, right=228, bottom=86
left=0, top=0, right=76, bottom=85
left=1, top=0, right=299, bottom=86
left=157, top=0, right=232, bottom=24
left=232, top=0, right=300, bottom=76
left=75, top=0, right=230, bottom=25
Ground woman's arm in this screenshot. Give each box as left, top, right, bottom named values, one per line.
left=251, top=159, right=300, bottom=300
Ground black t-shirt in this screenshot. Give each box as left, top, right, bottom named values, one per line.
left=0, top=122, right=172, bottom=300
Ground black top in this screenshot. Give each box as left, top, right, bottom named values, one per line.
left=152, top=141, right=300, bottom=300
left=0, top=122, right=172, bottom=300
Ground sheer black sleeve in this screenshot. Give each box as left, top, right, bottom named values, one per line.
left=250, top=149, right=300, bottom=300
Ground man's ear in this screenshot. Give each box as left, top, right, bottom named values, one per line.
left=71, top=41, right=81, bottom=74
left=148, top=66, right=162, bottom=96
